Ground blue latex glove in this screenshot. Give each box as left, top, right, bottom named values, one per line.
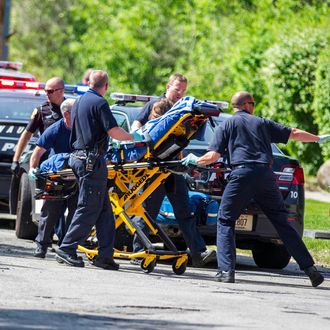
left=181, top=153, right=199, bottom=166
left=132, top=131, right=145, bottom=142
left=317, top=134, right=330, bottom=144
left=28, top=168, right=40, bottom=180
left=110, top=139, right=121, bottom=149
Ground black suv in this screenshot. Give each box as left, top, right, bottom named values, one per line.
left=110, top=93, right=305, bottom=269
left=0, top=62, right=82, bottom=239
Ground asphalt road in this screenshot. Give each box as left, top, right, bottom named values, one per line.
left=0, top=223, right=329, bottom=330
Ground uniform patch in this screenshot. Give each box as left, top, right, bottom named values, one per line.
left=30, top=108, right=38, bottom=119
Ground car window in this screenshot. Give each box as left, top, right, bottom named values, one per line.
left=112, top=111, right=130, bottom=132
left=0, top=96, right=44, bottom=120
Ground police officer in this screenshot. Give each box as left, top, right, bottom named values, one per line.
left=56, top=70, right=143, bottom=269
left=131, top=73, right=216, bottom=267
left=11, top=77, right=65, bottom=174
left=29, top=99, right=77, bottom=258
left=183, top=91, right=326, bottom=287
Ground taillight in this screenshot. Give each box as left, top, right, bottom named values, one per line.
left=277, top=165, right=304, bottom=185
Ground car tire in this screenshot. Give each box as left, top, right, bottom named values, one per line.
left=252, top=243, right=291, bottom=269
left=114, top=224, right=133, bottom=252
left=15, top=173, right=37, bottom=240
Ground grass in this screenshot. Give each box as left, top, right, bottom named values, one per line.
left=303, top=198, right=330, bottom=266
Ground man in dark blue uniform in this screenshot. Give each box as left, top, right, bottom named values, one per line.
left=11, top=77, right=65, bottom=174
left=29, top=99, right=76, bottom=258
left=56, top=70, right=142, bottom=269
left=183, top=91, right=325, bottom=287
left=130, top=73, right=216, bottom=267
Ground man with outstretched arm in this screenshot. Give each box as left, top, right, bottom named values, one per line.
left=182, top=91, right=328, bottom=287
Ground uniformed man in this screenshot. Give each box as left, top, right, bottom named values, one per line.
left=130, top=73, right=216, bottom=267
left=56, top=70, right=143, bottom=269
left=11, top=77, right=65, bottom=174
left=183, top=91, right=326, bottom=287
left=28, top=99, right=76, bottom=258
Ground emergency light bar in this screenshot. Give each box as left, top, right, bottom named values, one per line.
left=0, top=78, right=42, bottom=90
left=64, top=84, right=89, bottom=95
left=204, top=100, right=229, bottom=109
left=110, top=92, right=159, bottom=103
left=0, top=61, right=23, bottom=71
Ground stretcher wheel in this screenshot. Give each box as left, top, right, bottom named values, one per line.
left=141, top=259, right=156, bottom=273
left=172, top=259, right=187, bottom=275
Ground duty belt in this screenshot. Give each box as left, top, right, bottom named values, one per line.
left=231, top=163, right=270, bottom=169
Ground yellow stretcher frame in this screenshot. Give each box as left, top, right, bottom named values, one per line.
left=42, top=110, right=217, bottom=274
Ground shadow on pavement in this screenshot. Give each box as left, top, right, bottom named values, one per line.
left=0, top=308, right=220, bottom=330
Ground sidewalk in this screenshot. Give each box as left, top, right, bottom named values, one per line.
left=305, top=190, right=330, bottom=203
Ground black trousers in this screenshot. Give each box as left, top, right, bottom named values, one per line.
left=133, top=173, right=206, bottom=254
left=35, top=192, right=78, bottom=249
left=217, top=166, right=314, bottom=272
left=60, top=155, right=116, bottom=258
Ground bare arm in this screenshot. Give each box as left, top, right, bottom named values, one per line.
left=30, top=146, right=47, bottom=168
left=13, top=130, right=33, bottom=162
left=289, top=128, right=320, bottom=142
left=130, top=120, right=142, bottom=132
left=197, top=151, right=221, bottom=165
left=107, top=126, right=134, bottom=141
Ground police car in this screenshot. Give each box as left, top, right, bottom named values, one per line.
left=110, top=92, right=305, bottom=269
left=0, top=61, right=86, bottom=239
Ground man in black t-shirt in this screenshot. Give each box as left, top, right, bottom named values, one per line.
left=183, top=91, right=325, bottom=287
left=56, top=70, right=143, bottom=270
left=11, top=77, right=65, bottom=175
left=131, top=73, right=216, bottom=267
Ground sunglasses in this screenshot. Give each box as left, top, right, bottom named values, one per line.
left=241, top=101, right=255, bottom=106
left=45, top=88, right=63, bottom=95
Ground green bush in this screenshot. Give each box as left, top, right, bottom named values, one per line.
left=262, top=31, right=326, bottom=174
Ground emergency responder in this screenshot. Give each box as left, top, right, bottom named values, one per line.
left=29, top=99, right=76, bottom=258
left=56, top=70, right=144, bottom=269
left=11, top=77, right=65, bottom=174
left=130, top=73, right=216, bottom=267
left=183, top=91, right=327, bottom=287
left=78, top=68, right=93, bottom=86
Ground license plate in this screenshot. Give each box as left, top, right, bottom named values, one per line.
left=235, top=214, right=253, bottom=231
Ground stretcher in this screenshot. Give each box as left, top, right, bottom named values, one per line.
left=35, top=96, right=227, bottom=274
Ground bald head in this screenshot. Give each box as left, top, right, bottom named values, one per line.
left=231, top=91, right=255, bottom=114
left=45, top=77, right=65, bottom=106
left=89, top=70, right=109, bottom=89
left=231, top=91, right=253, bottom=108
left=45, top=77, right=64, bottom=90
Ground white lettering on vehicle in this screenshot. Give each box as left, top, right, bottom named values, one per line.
left=6, top=126, right=14, bottom=133
left=17, top=127, right=24, bottom=134
left=1, top=142, right=16, bottom=151
left=290, top=191, right=298, bottom=199
left=0, top=125, right=5, bottom=133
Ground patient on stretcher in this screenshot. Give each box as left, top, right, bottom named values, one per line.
left=39, top=96, right=220, bottom=172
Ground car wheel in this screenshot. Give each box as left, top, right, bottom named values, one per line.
left=15, top=173, right=37, bottom=240
left=252, top=242, right=291, bottom=269
left=114, top=224, right=133, bottom=252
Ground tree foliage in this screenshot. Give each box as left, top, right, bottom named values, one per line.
left=9, top=0, right=330, bottom=173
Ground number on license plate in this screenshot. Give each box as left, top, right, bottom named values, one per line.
left=235, top=214, right=253, bottom=231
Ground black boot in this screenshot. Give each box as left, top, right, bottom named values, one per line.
left=55, top=249, right=85, bottom=267
left=215, top=270, right=235, bottom=283
left=34, top=245, right=47, bottom=258
left=92, top=256, right=119, bottom=270
left=304, top=266, right=324, bottom=287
